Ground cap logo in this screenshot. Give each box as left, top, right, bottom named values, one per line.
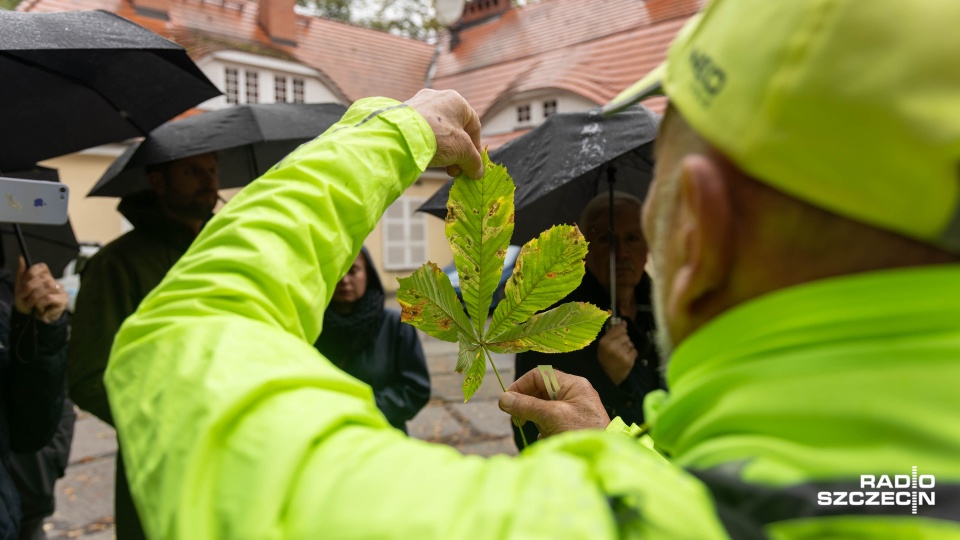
left=688, top=48, right=726, bottom=106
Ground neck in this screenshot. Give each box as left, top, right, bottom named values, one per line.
left=332, top=301, right=353, bottom=315
left=160, top=206, right=203, bottom=236
left=616, top=285, right=637, bottom=318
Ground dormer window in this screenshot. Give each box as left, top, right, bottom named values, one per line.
left=207, top=52, right=340, bottom=109
left=517, top=104, right=531, bottom=124
left=245, top=71, right=259, bottom=103
left=543, top=99, right=557, bottom=118
left=274, top=76, right=287, bottom=103
left=225, top=68, right=239, bottom=104
left=292, top=78, right=305, bottom=103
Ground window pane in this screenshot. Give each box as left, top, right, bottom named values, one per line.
left=409, top=221, right=425, bottom=241
left=543, top=99, right=557, bottom=118
left=293, top=78, right=305, bottom=103
left=387, top=246, right=406, bottom=266
left=274, top=76, right=287, bottom=103
left=225, top=68, right=238, bottom=104
left=384, top=203, right=404, bottom=219
left=385, top=225, right=404, bottom=242
left=410, top=246, right=427, bottom=265
left=245, top=71, right=259, bottom=104
left=517, top=104, right=531, bottom=123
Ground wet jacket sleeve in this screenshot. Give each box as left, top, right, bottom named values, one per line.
left=375, top=318, right=430, bottom=429
left=6, top=309, right=68, bottom=453
left=105, top=97, right=730, bottom=540
left=67, top=249, right=140, bottom=426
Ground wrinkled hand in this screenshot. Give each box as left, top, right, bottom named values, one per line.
left=404, top=89, right=483, bottom=179
left=499, top=369, right=610, bottom=439
left=597, top=321, right=637, bottom=385
left=15, top=257, right=67, bottom=324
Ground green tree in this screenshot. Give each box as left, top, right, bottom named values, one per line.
left=295, top=0, right=351, bottom=21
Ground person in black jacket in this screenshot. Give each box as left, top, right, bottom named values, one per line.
left=0, top=257, right=69, bottom=539
left=513, top=192, right=663, bottom=448
left=314, top=247, right=430, bottom=433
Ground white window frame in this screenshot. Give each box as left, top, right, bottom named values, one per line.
left=225, top=67, right=239, bottom=104
left=543, top=99, right=557, bottom=118
left=382, top=197, right=428, bottom=270
left=516, top=103, right=531, bottom=125
left=274, top=75, right=287, bottom=103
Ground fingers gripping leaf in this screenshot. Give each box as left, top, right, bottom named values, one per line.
left=399, top=153, right=607, bottom=410
left=445, top=150, right=515, bottom=337
left=486, top=225, right=588, bottom=341
left=487, top=302, right=609, bottom=354
left=397, top=263, right=474, bottom=343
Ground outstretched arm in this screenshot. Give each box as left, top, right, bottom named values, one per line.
left=106, top=91, right=726, bottom=540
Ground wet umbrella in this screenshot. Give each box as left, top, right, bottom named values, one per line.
left=1, top=167, right=79, bottom=277
left=0, top=10, right=221, bottom=173
left=420, top=106, right=659, bottom=242
left=88, top=102, right=349, bottom=197
left=419, top=106, right=660, bottom=322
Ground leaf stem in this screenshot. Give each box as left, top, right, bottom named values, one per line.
left=485, top=348, right=529, bottom=449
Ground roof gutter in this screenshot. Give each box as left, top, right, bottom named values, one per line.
left=424, top=35, right=443, bottom=88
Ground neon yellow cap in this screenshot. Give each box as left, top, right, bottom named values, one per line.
left=605, top=0, right=960, bottom=251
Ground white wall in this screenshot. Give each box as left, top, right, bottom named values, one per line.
left=482, top=91, right=597, bottom=136
left=195, top=51, right=344, bottom=109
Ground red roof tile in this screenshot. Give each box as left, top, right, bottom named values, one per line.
left=18, top=0, right=435, bottom=103
left=17, top=0, right=692, bottom=126
left=432, top=0, right=702, bottom=118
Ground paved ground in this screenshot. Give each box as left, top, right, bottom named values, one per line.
left=42, top=330, right=518, bottom=538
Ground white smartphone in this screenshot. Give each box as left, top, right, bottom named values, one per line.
left=0, top=177, right=69, bottom=225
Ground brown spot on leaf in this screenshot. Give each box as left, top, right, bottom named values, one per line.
left=545, top=272, right=557, bottom=279
left=437, top=318, right=453, bottom=330
left=496, top=248, right=506, bottom=259
left=400, top=300, right=426, bottom=321
left=488, top=201, right=500, bottom=217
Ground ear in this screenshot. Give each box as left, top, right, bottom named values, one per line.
left=666, top=154, right=734, bottom=328
left=147, top=171, right=166, bottom=194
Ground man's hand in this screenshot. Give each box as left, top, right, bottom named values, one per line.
left=499, top=369, right=610, bottom=439
left=404, top=89, right=483, bottom=179
left=15, top=257, right=68, bottom=324
left=597, top=321, right=637, bottom=384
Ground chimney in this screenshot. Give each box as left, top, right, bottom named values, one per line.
left=131, top=0, right=169, bottom=21
left=459, top=0, right=510, bottom=27
left=644, top=0, right=701, bottom=23
left=259, top=0, right=298, bottom=46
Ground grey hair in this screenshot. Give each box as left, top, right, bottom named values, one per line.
left=579, top=191, right=644, bottom=230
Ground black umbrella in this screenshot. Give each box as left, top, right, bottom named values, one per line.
left=419, top=106, right=660, bottom=321
left=420, top=106, right=660, bottom=242
left=88, top=102, right=349, bottom=197
left=1, top=167, right=79, bottom=277
left=0, top=10, right=221, bottom=172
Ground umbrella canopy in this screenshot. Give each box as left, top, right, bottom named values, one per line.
left=1, top=167, right=79, bottom=277
left=419, top=106, right=660, bottom=244
left=88, top=102, right=349, bottom=197
left=0, top=10, right=221, bottom=172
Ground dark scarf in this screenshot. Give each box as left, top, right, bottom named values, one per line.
left=315, top=287, right=385, bottom=367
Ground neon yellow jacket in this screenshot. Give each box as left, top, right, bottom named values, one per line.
left=107, top=97, right=960, bottom=539
left=105, top=98, right=728, bottom=539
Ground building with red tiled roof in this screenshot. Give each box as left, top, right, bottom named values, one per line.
left=16, top=0, right=702, bottom=286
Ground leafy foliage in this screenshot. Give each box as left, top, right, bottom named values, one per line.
left=398, top=151, right=608, bottom=402
left=297, top=0, right=440, bottom=40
